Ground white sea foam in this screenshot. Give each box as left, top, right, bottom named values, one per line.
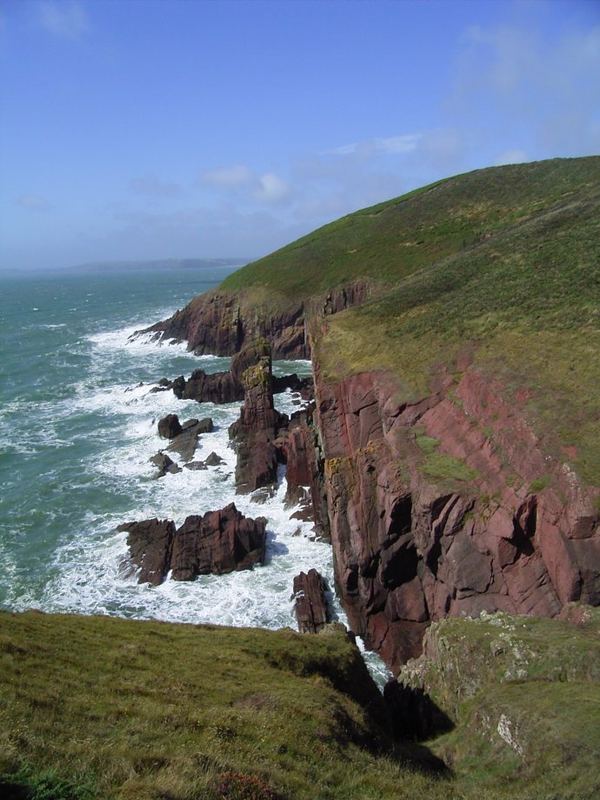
left=7, top=317, right=390, bottom=686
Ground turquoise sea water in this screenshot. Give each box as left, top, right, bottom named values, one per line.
left=0, top=267, right=388, bottom=683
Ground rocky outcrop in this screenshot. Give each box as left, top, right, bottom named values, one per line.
left=159, top=340, right=287, bottom=405
left=150, top=452, right=182, bottom=478
left=143, top=291, right=308, bottom=358
left=141, top=281, right=371, bottom=359
left=292, top=569, right=331, bottom=633
left=119, top=504, right=266, bottom=585
left=314, top=359, right=600, bottom=673
left=117, top=519, right=176, bottom=585
left=166, top=417, right=213, bottom=462
left=275, top=404, right=329, bottom=538
left=157, top=413, right=182, bottom=439
left=172, top=369, right=243, bottom=404
left=170, top=504, right=267, bottom=580
left=229, top=346, right=288, bottom=493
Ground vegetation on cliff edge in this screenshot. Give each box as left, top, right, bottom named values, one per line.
left=220, top=157, right=600, bottom=484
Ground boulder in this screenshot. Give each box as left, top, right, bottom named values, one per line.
left=205, top=451, right=225, bottom=466
left=149, top=452, right=182, bottom=478
left=157, top=413, right=182, bottom=439
left=170, top=503, right=267, bottom=580
left=166, top=418, right=213, bottom=462
left=120, top=505, right=266, bottom=585
left=292, top=569, right=331, bottom=633
left=117, top=519, right=176, bottom=585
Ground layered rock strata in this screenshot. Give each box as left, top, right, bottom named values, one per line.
left=118, top=504, right=266, bottom=585
left=229, top=347, right=288, bottom=493
left=314, top=359, right=600, bottom=672
left=292, top=569, right=331, bottom=633
left=275, top=404, right=329, bottom=538
left=142, top=281, right=370, bottom=359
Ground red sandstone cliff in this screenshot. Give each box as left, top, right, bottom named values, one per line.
left=143, top=278, right=600, bottom=675
left=313, top=354, right=600, bottom=673
left=143, top=282, right=371, bottom=359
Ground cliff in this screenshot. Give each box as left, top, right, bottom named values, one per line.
left=390, top=605, right=600, bottom=798
left=144, top=156, right=600, bottom=673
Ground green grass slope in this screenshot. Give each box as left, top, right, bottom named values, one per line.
left=223, top=156, right=600, bottom=484
left=0, top=612, right=445, bottom=800
left=399, top=607, right=600, bottom=800
left=2, top=610, right=599, bottom=800
left=222, top=157, right=599, bottom=301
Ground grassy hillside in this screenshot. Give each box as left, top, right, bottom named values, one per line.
left=222, top=157, right=599, bottom=301
left=2, top=610, right=599, bottom=800
left=399, top=607, right=600, bottom=800
left=0, top=612, right=445, bottom=800
left=223, top=156, right=600, bottom=484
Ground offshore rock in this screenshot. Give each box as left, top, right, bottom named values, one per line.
left=171, top=503, right=266, bottom=580
left=292, top=569, right=331, bottom=633
left=157, top=413, right=183, bottom=439
left=120, top=504, right=266, bottom=585
left=117, top=519, right=176, bottom=586
left=229, top=344, right=288, bottom=493
left=149, top=452, right=182, bottom=478
left=173, top=368, right=243, bottom=404
left=166, top=418, right=213, bottom=462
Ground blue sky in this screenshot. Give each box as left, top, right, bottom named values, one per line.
left=1, top=0, right=599, bottom=270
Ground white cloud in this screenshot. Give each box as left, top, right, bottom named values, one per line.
left=201, top=164, right=254, bottom=188
left=254, top=172, right=290, bottom=203
left=17, top=194, right=51, bottom=211
left=36, top=1, right=90, bottom=40
left=328, top=133, right=421, bottom=158
left=201, top=164, right=290, bottom=205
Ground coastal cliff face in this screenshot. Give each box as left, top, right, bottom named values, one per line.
left=141, top=159, right=600, bottom=673
left=314, top=355, right=600, bottom=673
left=145, top=281, right=370, bottom=359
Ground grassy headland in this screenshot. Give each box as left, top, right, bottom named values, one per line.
left=221, top=156, right=600, bottom=484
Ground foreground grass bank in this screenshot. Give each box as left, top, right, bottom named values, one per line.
left=2, top=610, right=600, bottom=799
left=0, top=612, right=445, bottom=800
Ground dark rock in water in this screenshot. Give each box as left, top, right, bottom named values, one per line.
left=176, top=368, right=243, bottom=404
left=117, top=518, right=176, bottom=585
left=183, top=460, right=208, bottom=471
left=171, top=503, right=266, bottom=580
left=158, top=413, right=183, bottom=439
left=149, top=452, right=182, bottom=478
left=275, top=403, right=329, bottom=538
left=292, top=569, right=331, bottom=633
left=205, top=451, right=225, bottom=466
left=249, top=486, right=276, bottom=504
left=193, top=417, right=214, bottom=433
left=171, top=375, right=186, bottom=398
left=181, top=417, right=199, bottom=430
left=120, top=504, right=266, bottom=585
left=166, top=418, right=213, bottom=462
left=150, top=377, right=173, bottom=393
left=229, top=342, right=288, bottom=493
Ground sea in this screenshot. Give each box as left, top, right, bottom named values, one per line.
left=0, top=267, right=388, bottom=683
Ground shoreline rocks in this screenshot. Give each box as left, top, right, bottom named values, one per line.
left=292, top=569, right=331, bottom=633
left=118, top=503, right=266, bottom=585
